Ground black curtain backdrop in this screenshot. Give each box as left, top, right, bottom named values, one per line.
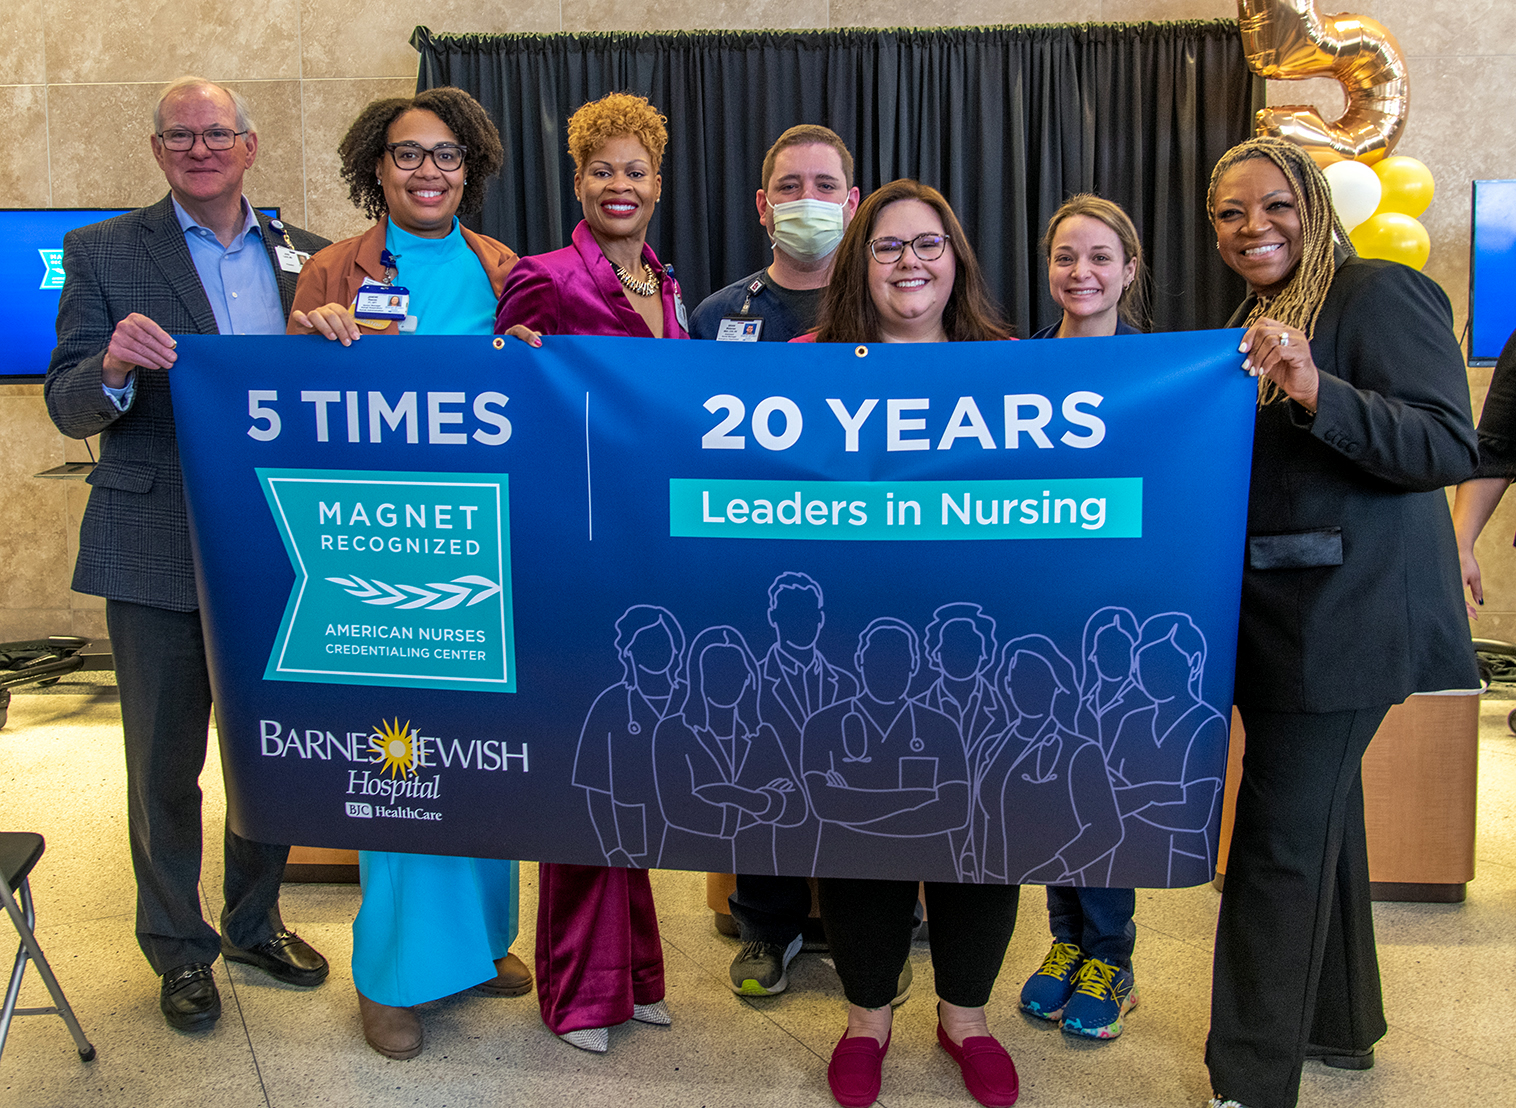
left=412, top=22, right=1263, bottom=335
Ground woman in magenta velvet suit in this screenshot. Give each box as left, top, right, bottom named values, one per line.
left=494, top=92, right=687, bottom=1055
left=495, top=97, right=688, bottom=343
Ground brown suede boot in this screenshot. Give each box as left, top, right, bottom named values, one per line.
left=474, top=951, right=533, bottom=997
left=358, top=989, right=422, bottom=1059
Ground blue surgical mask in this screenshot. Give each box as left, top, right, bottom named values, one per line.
left=768, top=198, right=847, bottom=262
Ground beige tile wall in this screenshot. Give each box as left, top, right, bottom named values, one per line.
left=2, top=0, right=1512, bottom=642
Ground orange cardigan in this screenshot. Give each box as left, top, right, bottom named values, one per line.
left=287, top=218, right=518, bottom=335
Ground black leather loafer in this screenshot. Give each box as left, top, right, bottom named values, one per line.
left=161, top=962, right=221, bottom=1031
left=1305, top=1042, right=1375, bottom=1070
left=222, top=929, right=330, bottom=987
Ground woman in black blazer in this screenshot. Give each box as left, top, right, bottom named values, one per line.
left=1203, top=136, right=1479, bottom=1108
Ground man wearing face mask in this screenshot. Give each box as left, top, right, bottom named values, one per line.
left=690, top=125, right=859, bottom=342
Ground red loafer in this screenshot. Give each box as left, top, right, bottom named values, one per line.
left=827, top=1030, right=890, bottom=1107
left=937, top=1023, right=1019, bottom=1106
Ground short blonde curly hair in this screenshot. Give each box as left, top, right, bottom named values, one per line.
left=567, top=92, right=668, bottom=173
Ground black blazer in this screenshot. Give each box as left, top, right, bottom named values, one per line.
left=1232, top=257, right=1479, bottom=712
left=44, top=195, right=329, bottom=612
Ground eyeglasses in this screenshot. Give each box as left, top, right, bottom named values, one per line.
left=156, top=128, right=248, bottom=152
left=385, top=142, right=467, bottom=172
left=868, top=232, right=952, bottom=264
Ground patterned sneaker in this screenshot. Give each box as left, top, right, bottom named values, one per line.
left=1060, top=957, right=1137, bottom=1039
left=1020, top=941, right=1084, bottom=1021
left=729, top=934, right=804, bottom=996
left=1208, top=1099, right=1252, bottom=1108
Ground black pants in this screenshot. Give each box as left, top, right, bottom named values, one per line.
left=730, top=873, right=813, bottom=945
left=818, top=877, right=1019, bottom=1009
left=1206, top=706, right=1388, bottom=1108
left=109, top=599, right=289, bottom=973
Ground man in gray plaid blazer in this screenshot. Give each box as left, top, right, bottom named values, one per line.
left=45, top=77, right=332, bottom=1032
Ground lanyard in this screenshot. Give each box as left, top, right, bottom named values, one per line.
left=379, top=248, right=401, bottom=286
left=739, top=278, right=764, bottom=316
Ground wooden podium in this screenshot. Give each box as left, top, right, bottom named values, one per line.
left=285, top=846, right=359, bottom=883
left=1215, top=692, right=1481, bottom=902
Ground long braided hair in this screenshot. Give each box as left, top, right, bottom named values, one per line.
left=1207, top=136, right=1355, bottom=405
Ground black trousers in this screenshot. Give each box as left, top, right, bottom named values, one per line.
left=818, top=877, right=1019, bottom=1009
left=1206, top=706, right=1388, bottom=1108
left=108, top=599, right=289, bottom=973
left=729, top=873, right=813, bottom=945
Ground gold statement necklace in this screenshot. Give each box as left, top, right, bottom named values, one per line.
left=610, top=259, right=660, bottom=298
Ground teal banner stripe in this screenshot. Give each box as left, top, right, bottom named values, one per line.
left=670, top=478, right=1141, bottom=541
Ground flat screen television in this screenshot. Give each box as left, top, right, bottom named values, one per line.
left=2, top=206, right=278, bottom=383
left=1470, top=180, right=1516, bottom=367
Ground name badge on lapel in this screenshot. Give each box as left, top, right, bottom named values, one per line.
left=665, top=263, right=689, bottom=332
left=274, top=246, right=308, bottom=273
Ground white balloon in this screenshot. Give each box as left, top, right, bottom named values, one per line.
left=1323, top=159, right=1383, bottom=232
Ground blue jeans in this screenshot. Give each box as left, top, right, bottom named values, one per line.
left=1046, top=886, right=1136, bottom=967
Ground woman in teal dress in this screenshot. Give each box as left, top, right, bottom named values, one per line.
left=289, top=87, right=539, bottom=1059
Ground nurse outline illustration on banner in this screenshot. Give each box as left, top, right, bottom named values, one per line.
left=651, top=625, right=806, bottom=873
left=572, top=584, right=1231, bottom=886
left=573, top=605, right=686, bottom=867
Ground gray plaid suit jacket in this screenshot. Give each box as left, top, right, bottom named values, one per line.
left=45, top=194, right=329, bottom=611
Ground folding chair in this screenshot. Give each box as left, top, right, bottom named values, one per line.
left=0, top=833, right=95, bottom=1064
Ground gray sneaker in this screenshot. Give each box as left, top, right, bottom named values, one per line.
left=730, top=934, right=804, bottom=995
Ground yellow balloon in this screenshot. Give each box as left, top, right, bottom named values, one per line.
left=1350, top=212, right=1430, bottom=269
left=1373, top=156, right=1435, bottom=218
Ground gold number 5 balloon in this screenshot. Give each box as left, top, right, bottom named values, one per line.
left=1237, top=0, right=1409, bottom=165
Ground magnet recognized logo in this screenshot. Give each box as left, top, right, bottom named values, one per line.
left=39, top=248, right=66, bottom=290
left=257, top=469, right=516, bottom=691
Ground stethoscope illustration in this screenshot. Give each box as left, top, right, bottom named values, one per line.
left=841, top=704, right=926, bottom=763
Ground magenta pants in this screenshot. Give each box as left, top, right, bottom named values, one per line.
left=535, top=863, right=665, bottom=1033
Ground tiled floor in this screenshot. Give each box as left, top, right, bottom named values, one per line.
left=3, top=686, right=1514, bottom=1108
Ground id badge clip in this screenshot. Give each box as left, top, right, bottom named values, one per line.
left=354, top=282, right=410, bottom=322
left=716, top=315, right=764, bottom=342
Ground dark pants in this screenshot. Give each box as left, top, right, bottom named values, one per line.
left=729, top=873, right=813, bottom=945
left=818, top=878, right=1019, bottom=1009
left=1206, top=706, right=1388, bottom=1108
left=109, top=599, right=288, bottom=973
left=1046, top=886, right=1136, bottom=967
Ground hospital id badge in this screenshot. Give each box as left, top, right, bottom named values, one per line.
left=716, top=315, right=764, bottom=341
left=354, top=283, right=409, bottom=321
left=274, top=245, right=309, bottom=273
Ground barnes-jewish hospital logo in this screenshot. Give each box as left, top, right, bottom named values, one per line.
left=258, top=469, right=517, bottom=693
left=260, top=715, right=530, bottom=821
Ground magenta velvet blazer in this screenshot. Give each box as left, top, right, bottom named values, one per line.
left=494, top=220, right=689, bottom=340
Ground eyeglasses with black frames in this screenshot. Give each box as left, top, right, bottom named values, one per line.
left=385, top=142, right=467, bottom=172
left=868, top=232, right=952, bottom=264
left=156, top=128, right=248, bottom=152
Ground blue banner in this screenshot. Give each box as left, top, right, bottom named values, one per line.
left=172, top=331, right=1253, bottom=888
